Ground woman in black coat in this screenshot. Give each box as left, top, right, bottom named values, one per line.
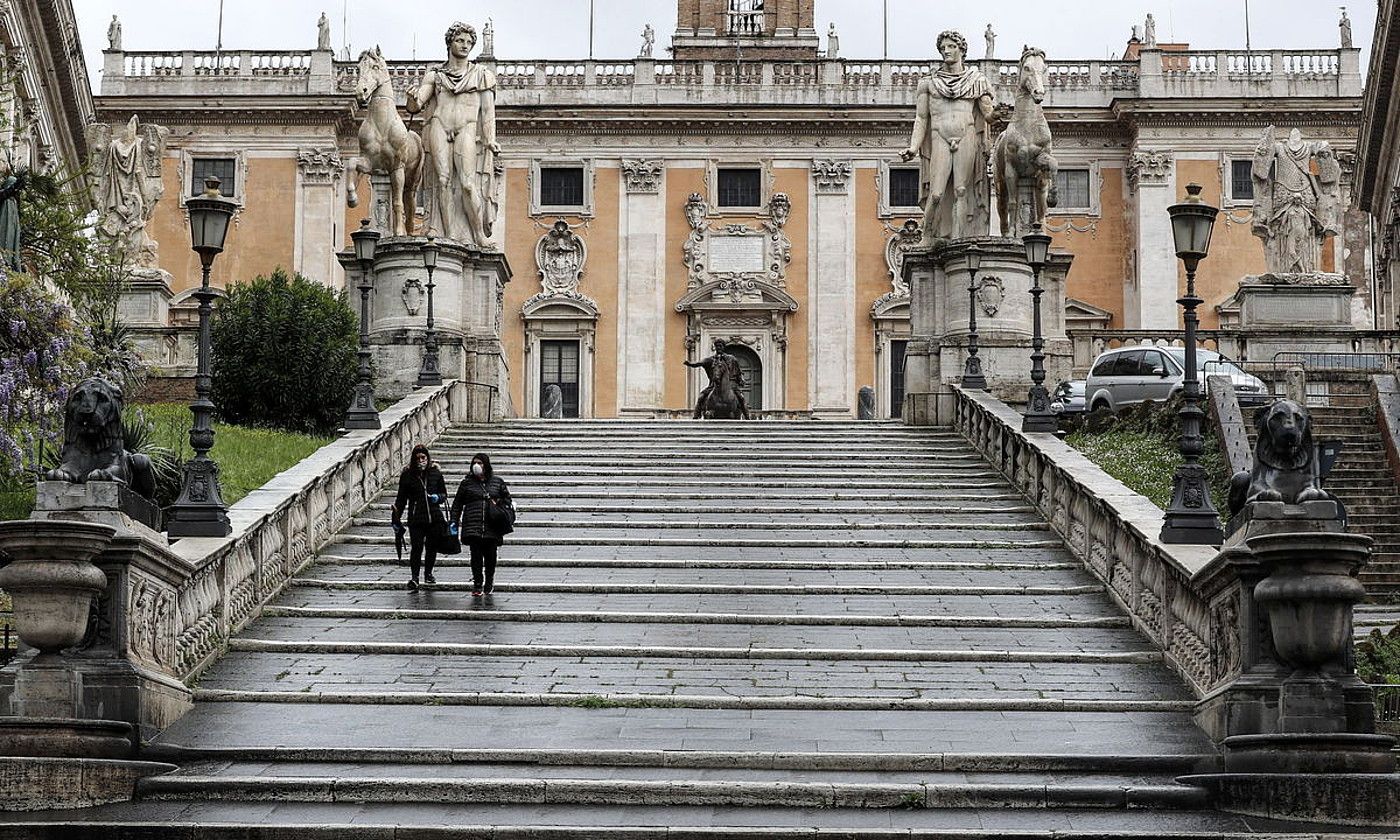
left=450, top=452, right=513, bottom=597
left=392, top=444, right=448, bottom=590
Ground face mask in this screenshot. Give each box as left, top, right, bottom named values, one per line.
left=471, top=463, right=484, bottom=477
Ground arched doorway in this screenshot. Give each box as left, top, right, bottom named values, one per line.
left=727, top=344, right=762, bottom=411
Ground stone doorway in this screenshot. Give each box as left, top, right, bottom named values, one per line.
left=728, top=344, right=763, bottom=411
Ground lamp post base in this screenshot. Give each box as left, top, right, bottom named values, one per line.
left=960, top=356, right=987, bottom=391
left=1160, top=464, right=1223, bottom=544
left=1021, top=385, right=1057, bottom=433
left=166, top=457, right=231, bottom=538
left=342, top=382, right=381, bottom=430
left=416, top=354, right=443, bottom=388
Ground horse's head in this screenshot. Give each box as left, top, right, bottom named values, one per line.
left=355, top=46, right=389, bottom=107
left=1018, top=46, right=1049, bottom=104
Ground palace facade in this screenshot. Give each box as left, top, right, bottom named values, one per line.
left=95, top=0, right=1367, bottom=418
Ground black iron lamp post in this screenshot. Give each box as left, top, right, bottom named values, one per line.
left=167, top=175, right=236, bottom=538
left=416, top=236, right=443, bottom=387
left=961, top=244, right=988, bottom=390
left=1021, top=224, right=1056, bottom=432
left=1161, top=183, right=1224, bottom=544
left=343, top=219, right=382, bottom=430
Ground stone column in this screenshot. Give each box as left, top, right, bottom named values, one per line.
left=809, top=159, right=856, bottom=417
left=1127, top=149, right=1178, bottom=329
left=295, top=147, right=344, bottom=288
left=618, top=159, right=667, bottom=413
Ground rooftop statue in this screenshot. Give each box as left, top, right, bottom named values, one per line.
left=1340, top=8, right=1353, bottom=49
left=407, top=22, right=500, bottom=248
left=1145, top=14, right=1157, bottom=47
left=640, top=24, right=655, bottom=58
left=1251, top=126, right=1341, bottom=275
left=984, top=24, right=995, bottom=60
left=85, top=115, right=168, bottom=269
left=900, top=30, right=994, bottom=245
left=107, top=15, right=122, bottom=51
left=317, top=12, right=331, bottom=51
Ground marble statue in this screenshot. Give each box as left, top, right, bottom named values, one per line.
left=992, top=47, right=1058, bottom=236
left=348, top=47, right=423, bottom=237
left=1145, top=14, right=1157, bottom=47
left=1340, top=9, right=1353, bottom=48
left=900, top=30, right=994, bottom=244
left=1131, top=25, right=1141, bottom=42
left=0, top=160, right=23, bottom=270
left=407, top=22, right=500, bottom=248
left=482, top=19, right=495, bottom=58
left=107, top=15, right=122, bottom=51
left=827, top=23, right=839, bottom=58
left=317, top=12, right=331, bottom=51
left=984, top=24, right=995, bottom=60
left=641, top=24, right=655, bottom=58
left=1251, top=126, right=1341, bottom=275
left=85, top=115, right=169, bottom=269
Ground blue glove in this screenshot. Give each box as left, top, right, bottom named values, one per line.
left=392, top=522, right=405, bottom=536
left=449, top=523, right=459, bottom=535
left=429, top=493, right=442, bottom=504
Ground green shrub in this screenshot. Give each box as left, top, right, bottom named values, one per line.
left=210, top=268, right=358, bottom=436
left=1358, top=627, right=1400, bottom=685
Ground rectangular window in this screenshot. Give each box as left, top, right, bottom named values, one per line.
left=539, top=166, right=585, bottom=208
left=888, top=168, right=920, bottom=208
left=191, top=158, right=236, bottom=197
left=717, top=167, right=762, bottom=208
left=1231, top=159, right=1254, bottom=201
left=540, top=340, right=581, bottom=418
left=889, top=340, right=908, bottom=419
left=1053, top=168, right=1091, bottom=210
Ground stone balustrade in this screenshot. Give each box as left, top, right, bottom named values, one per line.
left=951, top=385, right=1238, bottom=698
left=101, top=48, right=1361, bottom=106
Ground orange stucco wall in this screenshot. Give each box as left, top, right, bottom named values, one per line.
left=1050, top=167, right=1128, bottom=326
left=502, top=168, right=532, bottom=415
left=1175, top=160, right=1268, bottom=329
left=583, top=168, right=620, bottom=418
left=774, top=168, right=810, bottom=411
left=664, top=168, right=703, bottom=410
left=854, top=168, right=892, bottom=397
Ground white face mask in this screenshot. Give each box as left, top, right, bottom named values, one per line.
left=471, top=463, right=484, bottom=478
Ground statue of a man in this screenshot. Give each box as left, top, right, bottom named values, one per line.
left=900, top=30, right=994, bottom=245
left=407, top=22, right=500, bottom=248
left=482, top=19, right=495, bottom=58
left=317, top=12, right=331, bottom=51
left=685, top=338, right=750, bottom=420
left=984, top=24, right=995, bottom=60
left=85, top=115, right=168, bottom=269
left=107, top=15, right=122, bottom=51
left=1145, top=14, right=1157, bottom=47
left=827, top=23, right=839, bottom=58
left=1251, top=126, right=1341, bottom=275
left=0, top=159, right=25, bottom=270
left=1340, top=8, right=1353, bottom=48
left=641, top=23, right=655, bottom=58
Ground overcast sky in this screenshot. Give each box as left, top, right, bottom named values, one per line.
left=74, top=0, right=1374, bottom=91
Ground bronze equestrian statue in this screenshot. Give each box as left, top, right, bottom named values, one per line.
left=685, top=339, right=750, bottom=420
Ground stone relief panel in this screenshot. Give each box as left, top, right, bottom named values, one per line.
left=812, top=159, right=853, bottom=194
left=297, top=147, right=343, bottom=185
left=682, top=192, right=793, bottom=297
left=873, top=219, right=921, bottom=314
left=526, top=219, right=596, bottom=312
left=621, top=158, right=663, bottom=193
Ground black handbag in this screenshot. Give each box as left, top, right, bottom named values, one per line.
left=486, top=497, right=516, bottom=536
left=434, top=520, right=462, bottom=555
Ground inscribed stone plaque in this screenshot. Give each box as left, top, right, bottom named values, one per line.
left=709, top=235, right=765, bottom=274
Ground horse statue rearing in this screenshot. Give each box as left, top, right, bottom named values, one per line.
left=992, top=47, right=1058, bottom=237
left=347, top=46, right=423, bottom=237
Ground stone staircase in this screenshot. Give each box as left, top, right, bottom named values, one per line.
left=4, top=420, right=1359, bottom=837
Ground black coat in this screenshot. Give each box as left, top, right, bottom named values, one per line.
left=392, top=465, right=448, bottom=526
left=451, top=474, right=513, bottom=543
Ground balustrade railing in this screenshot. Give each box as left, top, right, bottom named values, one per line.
left=727, top=11, right=765, bottom=36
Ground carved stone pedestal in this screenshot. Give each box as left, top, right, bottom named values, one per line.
left=900, top=237, right=1072, bottom=422
left=1235, top=273, right=1356, bottom=361
left=368, top=236, right=511, bottom=414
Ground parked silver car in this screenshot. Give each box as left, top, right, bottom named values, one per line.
left=1084, top=347, right=1268, bottom=413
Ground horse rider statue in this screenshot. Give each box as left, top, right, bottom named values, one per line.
left=685, top=338, right=751, bottom=420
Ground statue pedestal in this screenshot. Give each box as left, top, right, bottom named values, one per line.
left=368, top=236, right=511, bottom=417
left=901, top=237, right=1072, bottom=422
left=1236, top=273, right=1356, bottom=361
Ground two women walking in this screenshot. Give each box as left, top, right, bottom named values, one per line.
left=392, top=447, right=513, bottom=597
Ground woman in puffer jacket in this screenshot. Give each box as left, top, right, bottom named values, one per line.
left=450, top=452, right=513, bottom=597
left=391, top=444, right=448, bottom=591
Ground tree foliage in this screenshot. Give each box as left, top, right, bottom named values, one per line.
left=210, top=268, right=359, bottom=435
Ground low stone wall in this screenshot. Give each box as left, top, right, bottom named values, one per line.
left=951, top=385, right=1240, bottom=699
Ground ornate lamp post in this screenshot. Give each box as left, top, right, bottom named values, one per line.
left=167, top=175, right=236, bottom=538
left=1021, top=224, right=1056, bottom=432
left=343, top=219, right=382, bottom=430
left=961, top=244, right=987, bottom=390
left=416, top=235, right=443, bottom=387
left=1161, top=183, right=1224, bottom=544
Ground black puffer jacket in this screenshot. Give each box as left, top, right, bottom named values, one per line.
left=392, top=465, right=448, bottom=526
left=451, top=474, right=513, bottom=543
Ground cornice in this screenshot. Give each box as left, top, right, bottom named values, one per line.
left=33, top=0, right=93, bottom=165
left=1113, top=97, right=1362, bottom=129
left=95, top=95, right=357, bottom=130
left=1358, top=0, right=1400, bottom=209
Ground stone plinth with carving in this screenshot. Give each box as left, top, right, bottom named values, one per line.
left=367, top=236, right=511, bottom=414
left=1235, top=272, right=1357, bottom=361
left=900, top=237, right=1072, bottom=418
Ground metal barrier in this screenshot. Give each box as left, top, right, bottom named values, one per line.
left=1376, top=685, right=1400, bottom=733
left=1271, top=352, right=1400, bottom=372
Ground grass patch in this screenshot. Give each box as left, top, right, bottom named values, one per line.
left=138, top=403, right=334, bottom=506
left=1063, top=398, right=1231, bottom=512
left=0, top=487, right=34, bottom=522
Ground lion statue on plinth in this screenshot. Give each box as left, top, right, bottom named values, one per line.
left=45, top=377, right=156, bottom=500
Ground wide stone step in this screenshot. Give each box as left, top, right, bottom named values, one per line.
left=362, top=501, right=1041, bottom=517
left=374, top=488, right=1031, bottom=503
left=352, top=511, right=1050, bottom=529
left=433, top=477, right=1010, bottom=491
left=332, top=533, right=1065, bottom=549
left=420, top=467, right=1001, bottom=481
left=316, top=543, right=1079, bottom=565
left=434, top=451, right=984, bottom=464
left=286, top=578, right=1097, bottom=596
left=312, top=551, right=1079, bottom=571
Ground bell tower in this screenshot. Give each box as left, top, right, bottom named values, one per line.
left=672, top=0, right=819, bottom=61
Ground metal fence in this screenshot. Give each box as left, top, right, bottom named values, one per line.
left=1377, top=685, right=1400, bottom=734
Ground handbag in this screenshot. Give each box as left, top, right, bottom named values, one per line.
left=486, top=497, right=516, bottom=536
left=434, top=520, right=462, bottom=555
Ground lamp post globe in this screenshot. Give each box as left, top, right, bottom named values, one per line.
left=417, top=235, right=443, bottom=387
left=343, top=219, right=383, bottom=430
left=167, top=175, right=237, bottom=538
left=1021, top=225, right=1056, bottom=433
left=1161, top=183, right=1224, bottom=545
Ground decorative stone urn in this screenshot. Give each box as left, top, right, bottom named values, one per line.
left=1250, top=531, right=1369, bottom=675
left=0, top=520, right=115, bottom=658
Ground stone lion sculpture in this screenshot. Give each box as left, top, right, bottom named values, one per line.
left=1228, top=398, right=1330, bottom=515
left=45, top=377, right=156, bottom=500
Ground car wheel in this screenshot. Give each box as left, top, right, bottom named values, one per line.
left=1091, top=399, right=1111, bottom=413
